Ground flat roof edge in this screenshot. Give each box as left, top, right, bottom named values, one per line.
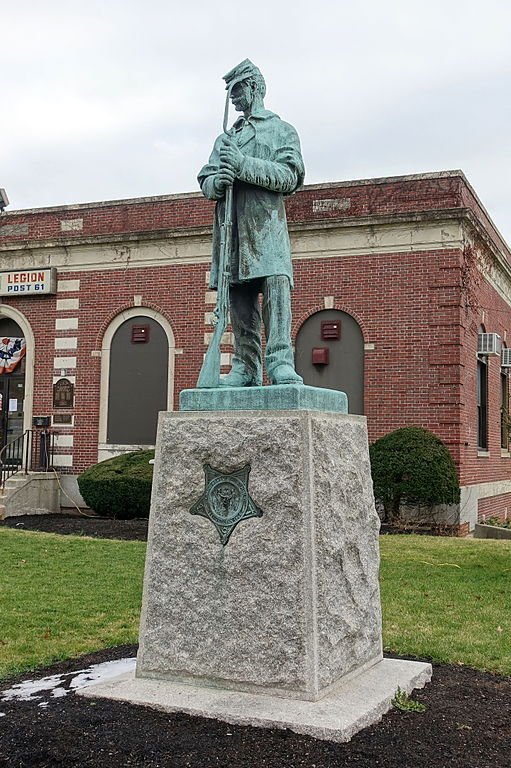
left=1, top=170, right=467, bottom=216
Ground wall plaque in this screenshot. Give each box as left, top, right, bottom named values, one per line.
left=53, top=378, right=74, bottom=409
left=53, top=413, right=73, bottom=425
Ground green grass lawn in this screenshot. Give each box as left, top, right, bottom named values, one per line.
left=0, top=528, right=146, bottom=678
left=379, top=535, right=511, bottom=676
left=1, top=529, right=510, bottom=680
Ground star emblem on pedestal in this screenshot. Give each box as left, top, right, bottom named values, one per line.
left=189, top=463, right=263, bottom=545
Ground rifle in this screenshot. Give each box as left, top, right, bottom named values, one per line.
left=196, top=88, right=234, bottom=388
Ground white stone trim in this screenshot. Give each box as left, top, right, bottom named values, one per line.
left=204, top=331, right=234, bottom=346
left=55, top=317, right=78, bottom=330
left=60, top=218, right=83, bottom=232
left=98, top=307, right=175, bottom=451
left=52, top=454, right=74, bottom=467
left=289, top=220, right=464, bottom=262
left=460, top=478, right=511, bottom=530
left=57, top=279, right=80, bottom=292
left=55, top=337, right=77, bottom=349
left=313, top=198, right=351, bottom=214
left=0, top=305, right=35, bottom=436
left=0, top=220, right=464, bottom=274
left=53, top=356, right=76, bottom=369
left=56, top=298, right=79, bottom=311
left=98, top=444, right=155, bottom=463
left=54, top=434, right=74, bottom=447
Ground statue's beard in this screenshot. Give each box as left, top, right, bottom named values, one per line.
left=233, top=97, right=250, bottom=112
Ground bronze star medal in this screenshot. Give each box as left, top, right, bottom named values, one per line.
left=189, top=464, right=263, bottom=545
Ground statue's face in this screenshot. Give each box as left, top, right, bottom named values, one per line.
left=230, top=80, right=254, bottom=112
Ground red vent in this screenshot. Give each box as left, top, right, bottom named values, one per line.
left=131, top=324, right=150, bottom=343
left=321, top=321, right=340, bottom=340
left=312, top=348, right=329, bottom=365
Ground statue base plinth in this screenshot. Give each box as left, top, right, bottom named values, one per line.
left=179, top=384, right=348, bottom=413
left=78, top=657, right=431, bottom=743
left=78, top=409, right=431, bottom=742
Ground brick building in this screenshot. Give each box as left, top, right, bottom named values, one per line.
left=0, top=170, right=510, bottom=532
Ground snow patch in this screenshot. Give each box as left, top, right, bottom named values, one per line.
left=0, top=658, right=136, bottom=706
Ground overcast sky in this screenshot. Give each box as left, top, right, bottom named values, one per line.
left=2, top=1, right=511, bottom=242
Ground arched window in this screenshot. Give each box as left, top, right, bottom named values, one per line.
left=99, top=308, right=175, bottom=456
left=107, top=317, right=168, bottom=445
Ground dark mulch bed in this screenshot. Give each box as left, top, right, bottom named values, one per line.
left=0, top=645, right=509, bottom=768
left=1, top=515, right=509, bottom=766
left=0, top=513, right=148, bottom=541
left=0, top=515, right=452, bottom=542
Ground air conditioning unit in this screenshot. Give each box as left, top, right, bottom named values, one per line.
left=502, top=348, right=511, bottom=367
left=478, top=333, right=502, bottom=356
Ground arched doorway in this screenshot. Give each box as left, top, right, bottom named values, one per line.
left=0, top=318, right=26, bottom=452
left=295, top=309, right=364, bottom=414
left=99, top=308, right=175, bottom=459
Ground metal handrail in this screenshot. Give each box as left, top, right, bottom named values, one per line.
left=0, top=429, right=32, bottom=489
left=0, top=429, right=55, bottom=489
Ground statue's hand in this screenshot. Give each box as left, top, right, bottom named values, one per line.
left=213, top=168, right=235, bottom=196
left=219, top=136, right=244, bottom=176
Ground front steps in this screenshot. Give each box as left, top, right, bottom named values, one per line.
left=0, top=472, right=60, bottom=518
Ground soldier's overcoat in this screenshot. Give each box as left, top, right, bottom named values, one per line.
left=198, top=107, right=305, bottom=289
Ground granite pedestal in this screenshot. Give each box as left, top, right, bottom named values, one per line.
left=79, top=396, right=431, bottom=740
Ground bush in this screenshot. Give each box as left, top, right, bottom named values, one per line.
left=369, top=426, right=460, bottom=523
left=77, top=450, right=155, bottom=519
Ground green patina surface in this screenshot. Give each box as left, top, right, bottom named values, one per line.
left=189, top=463, right=263, bottom=546
left=179, top=384, right=348, bottom=413
left=197, top=59, right=305, bottom=388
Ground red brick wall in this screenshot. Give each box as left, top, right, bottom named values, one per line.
left=2, top=247, right=468, bottom=475
left=458, top=268, right=511, bottom=487
left=0, top=174, right=491, bottom=246
left=291, top=248, right=464, bottom=461
left=1, top=173, right=511, bottom=509
left=1, top=263, right=210, bottom=472
left=478, top=493, right=511, bottom=523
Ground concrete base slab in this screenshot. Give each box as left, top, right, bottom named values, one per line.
left=179, top=384, right=348, bottom=413
left=78, top=658, right=432, bottom=743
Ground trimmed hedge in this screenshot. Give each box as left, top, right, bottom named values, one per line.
left=369, top=426, right=460, bottom=521
left=77, top=450, right=155, bottom=519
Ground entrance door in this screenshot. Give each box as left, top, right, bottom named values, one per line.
left=0, top=317, right=27, bottom=462
left=0, top=374, right=25, bottom=455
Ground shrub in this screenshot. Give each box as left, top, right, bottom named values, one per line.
left=369, top=426, right=460, bottom=523
left=77, top=450, right=155, bottom=519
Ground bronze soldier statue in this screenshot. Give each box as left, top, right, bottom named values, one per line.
left=198, top=59, right=304, bottom=387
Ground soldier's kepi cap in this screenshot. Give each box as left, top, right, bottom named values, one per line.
left=223, top=59, right=262, bottom=90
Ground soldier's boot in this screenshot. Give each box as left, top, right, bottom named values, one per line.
left=269, top=364, right=303, bottom=385
left=263, top=276, right=303, bottom=386
left=221, top=281, right=263, bottom=387
left=219, top=359, right=262, bottom=387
